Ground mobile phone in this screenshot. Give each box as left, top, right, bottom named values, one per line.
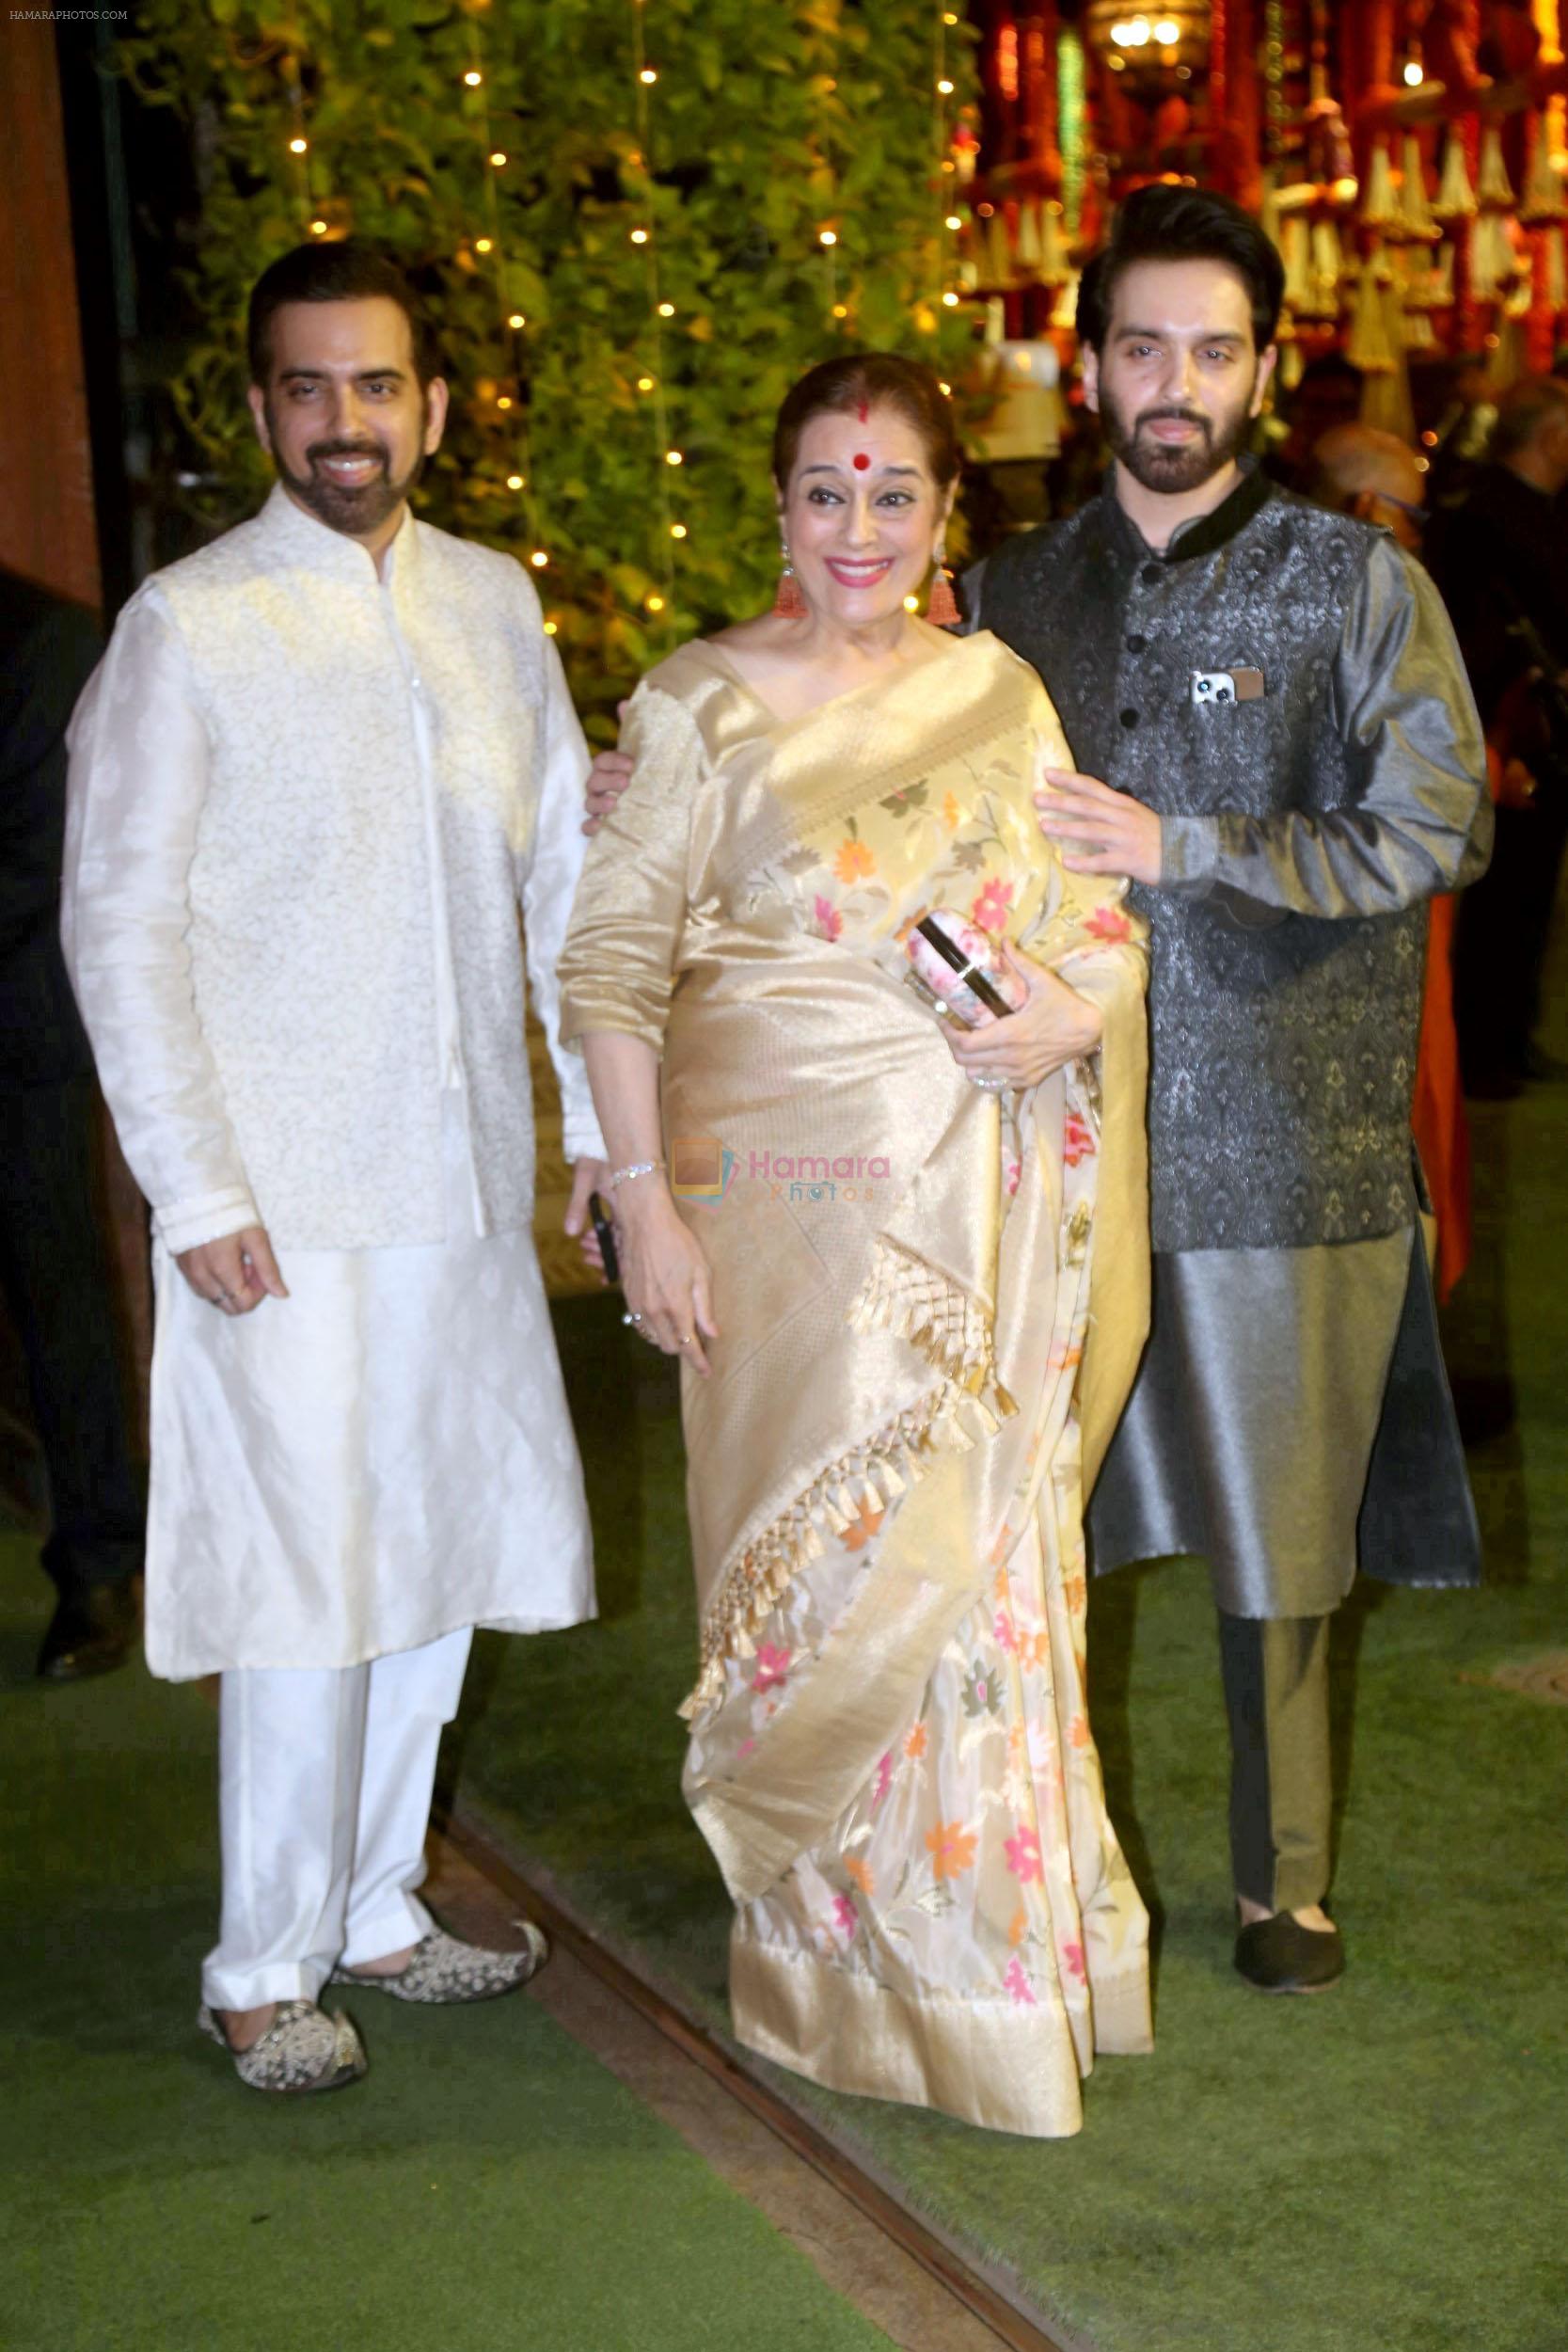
left=589, top=1190, right=620, bottom=1284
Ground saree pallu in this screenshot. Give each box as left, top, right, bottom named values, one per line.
left=561, top=630, right=1153, bottom=2137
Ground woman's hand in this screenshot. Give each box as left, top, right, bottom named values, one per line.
left=943, top=943, right=1103, bottom=1089
left=615, top=1181, right=721, bottom=1375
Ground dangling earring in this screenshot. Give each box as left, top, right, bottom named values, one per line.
left=772, top=542, right=807, bottom=619
left=927, top=546, right=960, bottom=628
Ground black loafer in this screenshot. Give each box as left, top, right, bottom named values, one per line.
left=1234, top=1912, right=1345, bottom=1995
left=36, top=1581, right=142, bottom=1683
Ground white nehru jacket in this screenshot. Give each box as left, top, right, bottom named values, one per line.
left=62, top=483, right=605, bottom=1255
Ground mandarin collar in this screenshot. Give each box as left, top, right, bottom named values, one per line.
left=255, top=480, right=419, bottom=585
left=1101, top=454, right=1274, bottom=566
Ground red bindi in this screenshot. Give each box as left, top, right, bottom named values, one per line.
left=852, top=452, right=871, bottom=470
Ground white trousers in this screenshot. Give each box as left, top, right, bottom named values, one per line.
left=201, top=1626, right=473, bottom=2010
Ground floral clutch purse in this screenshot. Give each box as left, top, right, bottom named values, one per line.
left=904, top=909, right=1029, bottom=1091
left=904, top=908, right=1027, bottom=1027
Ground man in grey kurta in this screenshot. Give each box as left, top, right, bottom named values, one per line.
left=970, top=187, right=1490, bottom=1992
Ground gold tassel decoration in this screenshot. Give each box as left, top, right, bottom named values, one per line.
left=1373, top=264, right=1418, bottom=440
left=1433, top=134, right=1478, bottom=222
left=1280, top=215, right=1312, bottom=310
left=847, top=1236, right=1017, bottom=1421
left=1361, top=143, right=1397, bottom=230
left=1469, top=212, right=1523, bottom=303
left=1476, top=125, right=1516, bottom=211
left=1468, top=212, right=1500, bottom=302
left=1309, top=219, right=1344, bottom=314
left=1346, top=249, right=1397, bottom=373
left=679, top=1229, right=1037, bottom=1717
left=678, top=1380, right=991, bottom=1721
left=1520, top=125, right=1568, bottom=227
left=1049, top=269, right=1081, bottom=332
left=1402, top=246, right=1447, bottom=315
left=1398, top=135, right=1439, bottom=241
left=1544, top=225, right=1568, bottom=313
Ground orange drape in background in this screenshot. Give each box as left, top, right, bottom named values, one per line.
left=1414, top=894, right=1471, bottom=1304
left=0, top=19, right=100, bottom=604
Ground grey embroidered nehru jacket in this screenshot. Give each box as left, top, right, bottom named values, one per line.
left=969, top=465, right=1491, bottom=1616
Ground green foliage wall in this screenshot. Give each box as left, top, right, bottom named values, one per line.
left=119, top=0, right=976, bottom=730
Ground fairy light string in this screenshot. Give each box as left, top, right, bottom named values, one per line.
left=629, top=0, right=679, bottom=629
left=456, top=11, right=544, bottom=571
left=810, top=24, right=845, bottom=331
left=934, top=6, right=955, bottom=310
left=260, top=3, right=978, bottom=635
left=273, top=5, right=323, bottom=238
left=283, top=53, right=316, bottom=231
left=938, top=5, right=966, bottom=310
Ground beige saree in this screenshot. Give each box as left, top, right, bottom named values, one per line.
left=560, top=629, right=1153, bottom=2137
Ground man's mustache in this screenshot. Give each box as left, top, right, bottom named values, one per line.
left=307, top=441, right=388, bottom=467
left=1134, top=408, right=1211, bottom=437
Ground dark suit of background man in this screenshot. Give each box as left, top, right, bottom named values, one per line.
left=0, top=566, right=144, bottom=1677
left=1433, top=375, right=1568, bottom=1098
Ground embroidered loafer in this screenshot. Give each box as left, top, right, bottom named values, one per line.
left=198, top=1999, right=367, bottom=2093
left=331, top=1920, right=547, bottom=2005
left=1234, top=1913, right=1345, bottom=1995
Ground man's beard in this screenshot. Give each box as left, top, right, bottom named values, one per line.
left=1099, top=382, right=1255, bottom=496
left=271, top=418, right=426, bottom=535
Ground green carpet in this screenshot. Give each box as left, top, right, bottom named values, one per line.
left=454, top=1031, right=1568, bottom=2349
left=0, top=1536, right=898, bottom=2352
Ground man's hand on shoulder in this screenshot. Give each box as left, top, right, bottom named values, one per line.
left=176, top=1226, right=288, bottom=1315
left=584, top=750, right=634, bottom=835
left=583, top=698, right=635, bottom=835
left=1035, top=767, right=1164, bottom=886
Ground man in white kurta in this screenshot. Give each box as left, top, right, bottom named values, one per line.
left=61, top=244, right=606, bottom=2092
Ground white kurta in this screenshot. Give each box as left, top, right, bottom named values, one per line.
left=64, top=492, right=604, bottom=1681
left=146, top=1093, right=595, bottom=1680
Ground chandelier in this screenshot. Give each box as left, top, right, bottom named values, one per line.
left=1085, top=2, right=1212, bottom=86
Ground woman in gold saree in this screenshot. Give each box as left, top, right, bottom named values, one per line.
left=559, top=357, right=1153, bottom=2138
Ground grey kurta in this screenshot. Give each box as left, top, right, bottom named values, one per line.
left=970, top=465, right=1490, bottom=1615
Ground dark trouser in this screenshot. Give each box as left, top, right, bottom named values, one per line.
left=1217, top=1610, right=1333, bottom=1914
left=0, top=1073, right=144, bottom=1602
left=1453, top=787, right=1568, bottom=1085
